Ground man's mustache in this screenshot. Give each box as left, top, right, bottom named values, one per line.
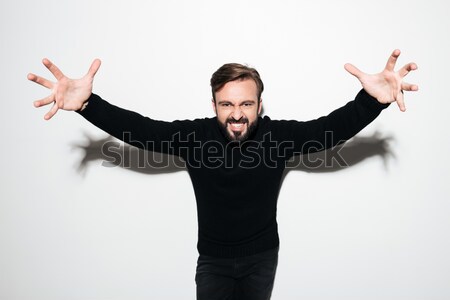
left=226, top=117, right=249, bottom=124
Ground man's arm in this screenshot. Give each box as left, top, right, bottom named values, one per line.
left=28, top=58, right=200, bottom=155
left=272, top=50, right=418, bottom=157
left=77, top=93, right=200, bottom=154
left=272, top=89, right=388, bottom=157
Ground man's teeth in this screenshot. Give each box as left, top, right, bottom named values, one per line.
left=229, top=123, right=245, bottom=129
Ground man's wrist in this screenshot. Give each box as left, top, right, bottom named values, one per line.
left=79, top=101, right=89, bottom=111
left=358, top=89, right=390, bottom=111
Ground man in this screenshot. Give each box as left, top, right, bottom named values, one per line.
left=28, top=50, right=418, bottom=299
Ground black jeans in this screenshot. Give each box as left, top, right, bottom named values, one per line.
left=195, top=247, right=279, bottom=300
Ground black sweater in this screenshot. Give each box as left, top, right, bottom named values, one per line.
left=79, top=89, right=388, bottom=258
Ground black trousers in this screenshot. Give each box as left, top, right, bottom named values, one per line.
left=195, top=247, right=279, bottom=300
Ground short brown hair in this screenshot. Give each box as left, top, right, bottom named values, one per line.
left=210, top=63, right=264, bottom=102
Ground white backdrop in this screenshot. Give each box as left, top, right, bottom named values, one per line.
left=1, top=0, right=449, bottom=299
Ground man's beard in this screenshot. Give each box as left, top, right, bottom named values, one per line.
left=217, top=116, right=258, bottom=142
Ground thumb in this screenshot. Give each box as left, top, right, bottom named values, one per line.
left=344, top=63, right=363, bottom=79
left=87, top=59, right=102, bottom=78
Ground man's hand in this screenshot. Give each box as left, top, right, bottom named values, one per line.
left=28, top=58, right=101, bottom=120
left=344, top=49, right=418, bottom=112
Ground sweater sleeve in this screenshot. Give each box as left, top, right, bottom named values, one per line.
left=270, top=89, right=389, bottom=158
left=77, top=93, right=202, bottom=157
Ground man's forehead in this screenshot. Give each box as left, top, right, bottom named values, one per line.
left=215, top=79, right=259, bottom=101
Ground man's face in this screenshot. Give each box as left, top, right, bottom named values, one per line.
left=213, top=78, right=262, bottom=142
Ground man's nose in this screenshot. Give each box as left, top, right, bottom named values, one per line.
left=232, top=107, right=243, bottom=120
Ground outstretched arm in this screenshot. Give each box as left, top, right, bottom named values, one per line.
left=28, top=58, right=101, bottom=120
left=28, top=58, right=200, bottom=157
left=344, top=49, right=418, bottom=112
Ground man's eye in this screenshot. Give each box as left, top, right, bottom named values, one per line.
left=222, top=103, right=231, bottom=107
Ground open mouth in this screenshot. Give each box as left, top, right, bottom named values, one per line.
left=228, top=122, right=247, bottom=132
left=219, top=117, right=255, bottom=142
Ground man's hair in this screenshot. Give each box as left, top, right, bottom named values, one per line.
left=210, top=63, right=264, bottom=102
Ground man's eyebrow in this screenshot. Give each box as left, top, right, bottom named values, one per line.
left=217, top=99, right=257, bottom=104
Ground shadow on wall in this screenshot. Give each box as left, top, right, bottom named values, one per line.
left=72, top=131, right=395, bottom=177
left=72, top=132, right=185, bottom=177
left=286, top=131, right=395, bottom=173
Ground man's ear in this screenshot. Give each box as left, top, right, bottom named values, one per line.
left=212, top=99, right=217, bottom=114
left=258, top=98, right=263, bottom=115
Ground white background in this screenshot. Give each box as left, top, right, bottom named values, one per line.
left=1, top=0, right=449, bottom=299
